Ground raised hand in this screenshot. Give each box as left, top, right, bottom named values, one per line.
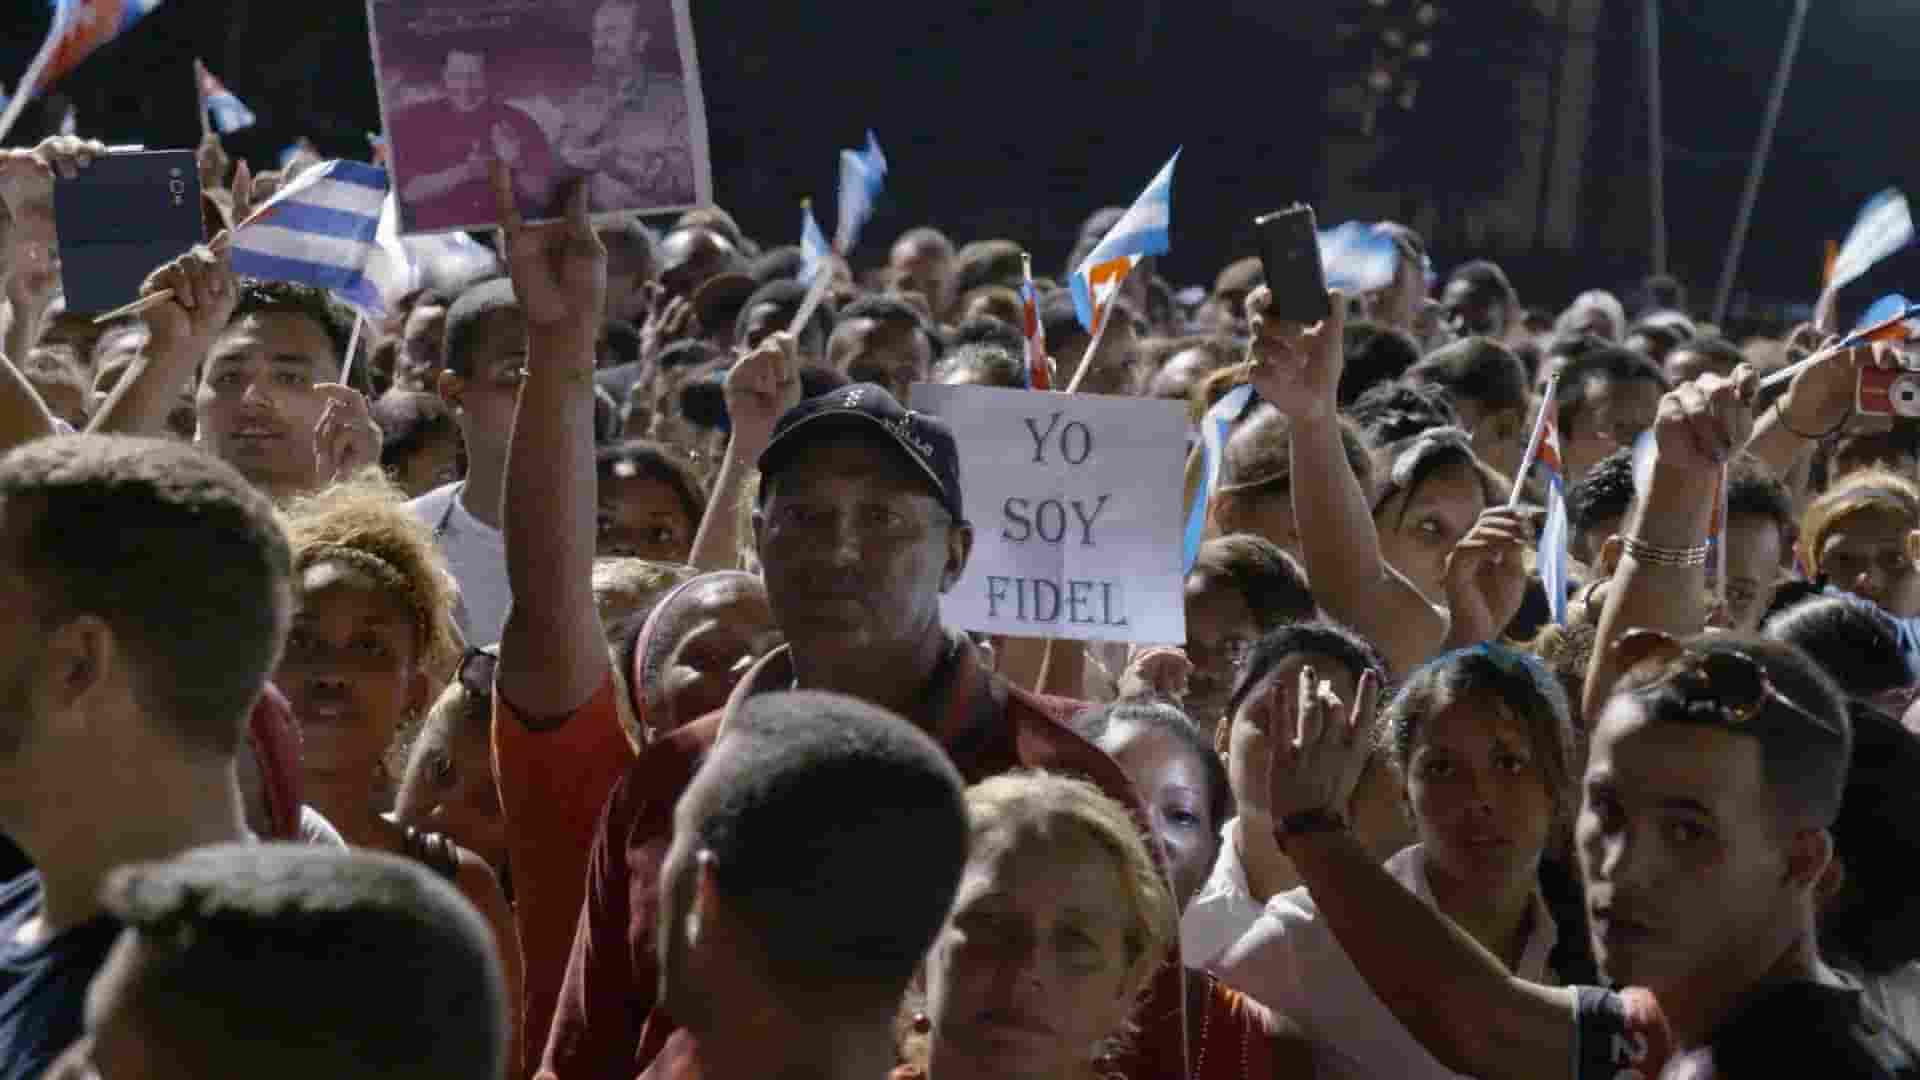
left=137, top=234, right=238, bottom=356
left=197, top=131, right=231, bottom=193
left=638, top=284, right=699, bottom=366
left=1776, top=339, right=1897, bottom=438
left=491, top=160, right=604, bottom=345
left=312, top=385, right=383, bottom=487
left=1265, top=664, right=1379, bottom=822
left=1443, top=506, right=1535, bottom=646
left=1245, top=284, right=1346, bottom=423
left=723, top=330, right=801, bottom=462
left=1116, top=646, right=1192, bottom=704
left=1654, top=365, right=1759, bottom=471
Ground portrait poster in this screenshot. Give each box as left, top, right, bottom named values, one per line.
left=367, top=0, right=712, bottom=235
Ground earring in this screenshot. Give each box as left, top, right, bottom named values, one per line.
left=911, top=1012, right=930, bottom=1035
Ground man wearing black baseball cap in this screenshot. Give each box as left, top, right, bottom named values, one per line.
left=540, top=368, right=1192, bottom=1080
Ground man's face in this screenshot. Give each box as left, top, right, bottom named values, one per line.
left=196, top=312, right=342, bottom=496
left=440, top=308, right=527, bottom=474
left=592, top=3, right=643, bottom=72
left=1054, top=318, right=1143, bottom=397
left=737, top=301, right=789, bottom=356
left=888, top=239, right=955, bottom=320
left=1183, top=570, right=1258, bottom=728
left=754, top=432, right=967, bottom=677
left=656, top=228, right=737, bottom=302
left=444, top=52, right=487, bottom=112
left=828, top=318, right=933, bottom=405
left=1441, top=278, right=1507, bottom=339
left=393, top=303, right=447, bottom=394
left=1563, top=375, right=1663, bottom=486
left=1577, top=698, right=1797, bottom=998
left=1717, top=514, right=1784, bottom=632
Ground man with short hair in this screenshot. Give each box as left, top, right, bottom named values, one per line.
left=1720, top=463, right=1795, bottom=633
left=888, top=227, right=958, bottom=322
left=826, top=295, right=940, bottom=404
left=654, top=225, right=740, bottom=302
left=0, top=435, right=290, bottom=1079
left=1439, top=260, right=1520, bottom=341
left=50, top=846, right=507, bottom=1080
left=599, top=215, right=656, bottom=324
left=411, top=277, right=528, bottom=646
left=1555, top=346, right=1671, bottom=486
left=553, top=0, right=696, bottom=209
left=394, top=48, right=556, bottom=229
left=656, top=690, right=968, bottom=1080
left=1039, top=289, right=1142, bottom=396
left=1566, top=446, right=1637, bottom=567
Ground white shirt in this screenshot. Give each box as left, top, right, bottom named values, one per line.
left=1181, top=817, right=1270, bottom=971
left=1213, top=844, right=1560, bottom=1080
left=409, top=481, right=509, bottom=647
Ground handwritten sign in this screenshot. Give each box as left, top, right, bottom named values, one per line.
left=911, top=384, right=1188, bottom=644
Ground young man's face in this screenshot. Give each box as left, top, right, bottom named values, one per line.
left=1562, top=375, right=1663, bottom=486
left=1577, top=698, right=1800, bottom=999
left=828, top=318, right=932, bottom=406
left=1717, top=513, right=1785, bottom=632
left=196, top=311, right=342, bottom=497
left=439, top=307, right=527, bottom=473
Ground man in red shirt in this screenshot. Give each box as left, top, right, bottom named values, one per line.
left=393, top=49, right=557, bottom=232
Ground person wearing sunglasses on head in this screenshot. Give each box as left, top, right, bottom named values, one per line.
left=1236, top=364, right=1920, bottom=1079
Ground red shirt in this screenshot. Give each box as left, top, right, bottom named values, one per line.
left=537, top=635, right=1191, bottom=1080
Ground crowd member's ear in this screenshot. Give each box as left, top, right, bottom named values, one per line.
left=47, top=614, right=115, bottom=720
left=436, top=368, right=467, bottom=411
left=940, top=519, right=973, bottom=593
left=1784, top=825, right=1833, bottom=895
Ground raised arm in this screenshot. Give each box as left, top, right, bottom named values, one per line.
left=1257, top=665, right=1575, bottom=1080
left=686, top=332, right=800, bottom=571
left=0, top=138, right=109, bottom=448
left=1441, top=507, right=1534, bottom=649
left=1245, top=285, right=1445, bottom=676
left=492, top=164, right=609, bottom=717
left=88, top=239, right=236, bottom=436
left=1583, top=368, right=1753, bottom=720
left=1743, top=341, right=1880, bottom=498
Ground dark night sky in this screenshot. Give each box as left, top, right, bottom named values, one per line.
left=7, top=0, right=1920, bottom=317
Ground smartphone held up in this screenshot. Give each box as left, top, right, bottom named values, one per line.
left=1254, top=204, right=1332, bottom=327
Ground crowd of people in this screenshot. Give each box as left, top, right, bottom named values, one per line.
left=0, top=121, right=1917, bottom=1080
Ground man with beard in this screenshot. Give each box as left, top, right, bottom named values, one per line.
left=0, top=436, right=291, bottom=1079
left=553, top=0, right=696, bottom=209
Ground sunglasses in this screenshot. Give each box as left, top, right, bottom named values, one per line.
left=458, top=647, right=498, bottom=700
left=1611, top=628, right=1840, bottom=742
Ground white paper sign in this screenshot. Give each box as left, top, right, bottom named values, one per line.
left=911, top=384, right=1188, bottom=645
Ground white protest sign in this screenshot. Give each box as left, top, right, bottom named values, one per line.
left=911, top=384, right=1188, bottom=645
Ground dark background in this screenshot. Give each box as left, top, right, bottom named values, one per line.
left=7, top=0, right=1920, bottom=319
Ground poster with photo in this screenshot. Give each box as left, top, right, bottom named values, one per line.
left=367, top=0, right=711, bottom=234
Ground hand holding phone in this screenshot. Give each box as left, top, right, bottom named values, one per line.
left=1255, top=204, right=1332, bottom=326
left=53, top=148, right=204, bottom=314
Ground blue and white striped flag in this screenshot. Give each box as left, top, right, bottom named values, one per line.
left=196, top=59, right=255, bottom=134
left=1318, top=221, right=1401, bottom=294
left=231, top=160, right=410, bottom=319
left=1185, top=382, right=1256, bottom=573
left=834, top=130, right=887, bottom=254
left=1828, top=189, right=1912, bottom=294
left=800, top=199, right=831, bottom=284
left=1071, top=149, right=1179, bottom=335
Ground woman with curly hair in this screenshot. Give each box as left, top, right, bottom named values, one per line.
left=273, top=473, right=521, bottom=1045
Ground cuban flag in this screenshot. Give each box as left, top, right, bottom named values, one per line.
left=1185, top=383, right=1257, bottom=573
left=1524, top=390, right=1572, bottom=624
left=800, top=199, right=831, bottom=285
left=1828, top=189, right=1912, bottom=294
left=834, top=131, right=887, bottom=254
left=40, top=0, right=164, bottom=94
left=1318, top=221, right=1401, bottom=294
left=1021, top=252, right=1049, bottom=390
left=230, top=160, right=411, bottom=320
left=196, top=59, right=255, bottom=134
left=1849, top=294, right=1920, bottom=346
left=1071, top=149, right=1179, bottom=337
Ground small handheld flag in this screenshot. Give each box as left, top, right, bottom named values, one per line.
left=230, top=159, right=410, bottom=320
left=196, top=59, right=256, bottom=134
left=0, top=0, right=166, bottom=144
left=1185, top=383, right=1258, bottom=573
left=834, top=131, right=887, bottom=255
left=1827, top=189, right=1912, bottom=295
left=1021, top=252, right=1049, bottom=390
left=799, top=199, right=830, bottom=285
left=1513, top=375, right=1570, bottom=623
left=1318, top=222, right=1401, bottom=294
left=1070, top=149, right=1179, bottom=338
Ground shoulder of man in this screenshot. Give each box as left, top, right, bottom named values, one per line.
left=612, top=711, right=722, bottom=830
left=1703, top=980, right=1920, bottom=1078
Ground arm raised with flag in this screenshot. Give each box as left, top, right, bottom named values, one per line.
left=1245, top=284, right=1447, bottom=677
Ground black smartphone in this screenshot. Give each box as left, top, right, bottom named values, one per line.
left=1254, top=204, right=1332, bottom=325
left=53, top=149, right=204, bottom=314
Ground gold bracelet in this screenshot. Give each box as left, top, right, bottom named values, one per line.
left=1621, top=535, right=1710, bottom=568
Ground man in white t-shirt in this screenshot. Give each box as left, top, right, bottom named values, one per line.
left=408, top=277, right=524, bottom=645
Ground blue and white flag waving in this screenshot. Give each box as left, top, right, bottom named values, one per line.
left=231, top=160, right=409, bottom=319
left=1828, top=189, right=1912, bottom=294
left=1318, top=221, right=1401, bottom=294
left=1070, top=148, right=1180, bottom=335
left=1185, top=382, right=1256, bottom=573
left=834, top=131, right=887, bottom=254
left=800, top=199, right=831, bottom=284
left=196, top=59, right=255, bottom=134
